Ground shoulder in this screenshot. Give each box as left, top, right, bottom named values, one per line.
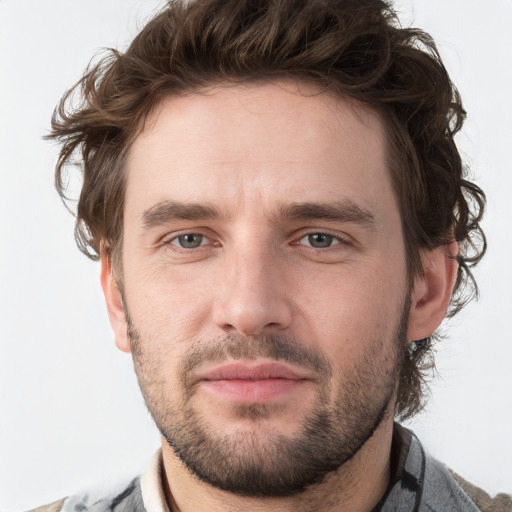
left=24, top=499, right=66, bottom=512
left=449, top=469, right=512, bottom=512
left=420, top=439, right=512, bottom=512
left=385, top=424, right=511, bottom=512
left=24, top=476, right=144, bottom=512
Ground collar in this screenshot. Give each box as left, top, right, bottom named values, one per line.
left=140, top=449, right=170, bottom=512
left=140, top=424, right=471, bottom=512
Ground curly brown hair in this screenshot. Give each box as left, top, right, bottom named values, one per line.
left=48, top=0, right=486, bottom=421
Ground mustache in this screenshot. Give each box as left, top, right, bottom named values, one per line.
left=180, top=334, right=332, bottom=384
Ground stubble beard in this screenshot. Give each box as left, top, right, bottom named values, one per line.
left=126, top=302, right=408, bottom=497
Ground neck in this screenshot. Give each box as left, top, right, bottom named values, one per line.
left=160, top=418, right=394, bottom=512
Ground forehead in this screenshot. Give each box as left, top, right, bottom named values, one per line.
left=125, top=81, right=394, bottom=218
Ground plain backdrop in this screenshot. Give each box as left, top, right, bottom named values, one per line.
left=1, top=0, right=511, bottom=510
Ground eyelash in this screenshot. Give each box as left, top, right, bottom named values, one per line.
left=162, top=230, right=351, bottom=251
left=165, top=232, right=214, bottom=250
left=294, top=232, right=349, bottom=249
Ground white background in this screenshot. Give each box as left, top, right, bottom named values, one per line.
left=1, top=0, right=511, bottom=510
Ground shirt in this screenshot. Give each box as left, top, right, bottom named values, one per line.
left=27, top=424, right=512, bottom=512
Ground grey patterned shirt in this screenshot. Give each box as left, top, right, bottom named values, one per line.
left=32, top=424, right=511, bottom=512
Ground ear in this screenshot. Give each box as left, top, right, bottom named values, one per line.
left=100, top=250, right=131, bottom=353
left=407, top=240, right=459, bottom=341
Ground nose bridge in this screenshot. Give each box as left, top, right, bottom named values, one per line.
left=213, top=233, right=292, bottom=336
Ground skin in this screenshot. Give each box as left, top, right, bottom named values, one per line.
left=102, top=82, right=458, bottom=511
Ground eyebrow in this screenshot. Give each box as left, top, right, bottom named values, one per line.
left=275, top=201, right=376, bottom=227
left=141, top=199, right=376, bottom=229
left=141, top=201, right=224, bottom=227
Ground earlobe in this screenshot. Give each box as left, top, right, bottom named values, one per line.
left=407, top=240, right=459, bottom=342
left=100, top=250, right=131, bottom=353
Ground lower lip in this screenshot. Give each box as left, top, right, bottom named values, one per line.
left=201, top=379, right=306, bottom=403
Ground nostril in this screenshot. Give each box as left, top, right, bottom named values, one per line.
left=212, top=279, right=294, bottom=336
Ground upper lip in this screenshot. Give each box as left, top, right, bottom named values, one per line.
left=196, top=362, right=309, bottom=381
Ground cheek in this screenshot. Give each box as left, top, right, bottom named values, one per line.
left=296, top=260, right=406, bottom=358
left=123, top=260, right=212, bottom=350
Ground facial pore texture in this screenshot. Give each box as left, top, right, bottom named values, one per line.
left=126, top=299, right=408, bottom=497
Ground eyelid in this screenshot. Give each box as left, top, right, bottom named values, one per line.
left=160, top=229, right=218, bottom=248
left=158, top=228, right=353, bottom=250
left=168, top=233, right=207, bottom=248
left=292, top=230, right=353, bottom=247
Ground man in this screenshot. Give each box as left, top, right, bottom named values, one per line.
left=33, top=0, right=510, bottom=510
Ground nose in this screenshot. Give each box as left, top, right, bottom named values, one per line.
left=212, top=243, right=293, bottom=336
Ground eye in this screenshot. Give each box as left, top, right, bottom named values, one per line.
left=170, top=233, right=206, bottom=249
left=299, top=233, right=341, bottom=249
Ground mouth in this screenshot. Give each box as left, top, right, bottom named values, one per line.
left=196, top=362, right=310, bottom=404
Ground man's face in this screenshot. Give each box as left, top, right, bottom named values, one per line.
left=119, top=82, right=409, bottom=496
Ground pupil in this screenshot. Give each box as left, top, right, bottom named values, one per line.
left=179, top=234, right=202, bottom=248
left=309, top=233, right=332, bottom=248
